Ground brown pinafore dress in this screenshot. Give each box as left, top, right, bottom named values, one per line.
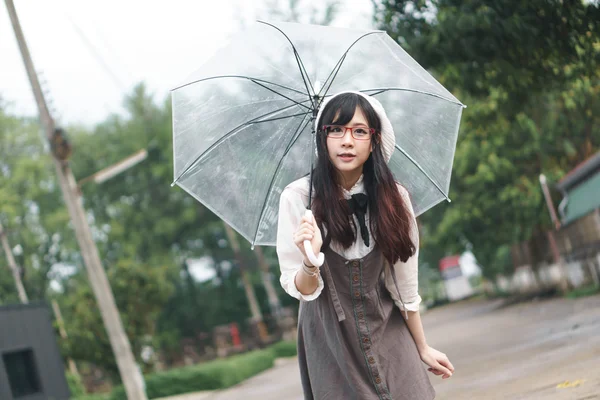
left=297, top=247, right=436, bottom=400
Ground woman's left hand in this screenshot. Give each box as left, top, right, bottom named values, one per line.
left=419, top=345, right=454, bottom=379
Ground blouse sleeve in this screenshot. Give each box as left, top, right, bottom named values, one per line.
left=383, top=184, right=422, bottom=313
left=276, top=187, right=324, bottom=301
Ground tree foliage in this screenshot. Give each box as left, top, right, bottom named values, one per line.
left=0, top=101, right=77, bottom=303
left=374, top=0, right=600, bottom=277
left=0, top=84, right=292, bottom=383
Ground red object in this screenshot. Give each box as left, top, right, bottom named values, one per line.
left=439, top=255, right=460, bottom=271
left=230, top=323, right=241, bottom=346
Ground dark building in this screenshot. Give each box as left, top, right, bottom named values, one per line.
left=556, top=151, right=600, bottom=225
left=0, top=302, right=70, bottom=400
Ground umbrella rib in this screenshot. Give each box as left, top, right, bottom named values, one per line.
left=249, top=98, right=314, bottom=124
left=252, top=111, right=312, bottom=124
left=363, top=89, right=387, bottom=96
left=360, top=87, right=466, bottom=107
left=377, top=34, right=460, bottom=101
left=318, top=31, right=384, bottom=99
left=282, top=116, right=312, bottom=157
left=292, top=50, right=315, bottom=106
left=172, top=75, right=306, bottom=96
left=320, top=53, right=347, bottom=101
left=250, top=79, right=311, bottom=110
left=173, top=104, right=310, bottom=184
left=174, top=180, right=257, bottom=245
left=294, top=50, right=315, bottom=98
left=241, top=97, right=311, bottom=122
left=393, top=142, right=450, bottom=201
left=257, top=20, right=316, bottom=107
left=250, top=113, right=312, bottom=246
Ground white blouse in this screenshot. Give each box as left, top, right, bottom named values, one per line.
left=276, top=175, right=422, bottom=313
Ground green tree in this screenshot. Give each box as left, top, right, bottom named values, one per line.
left=70, top=84, right=206, bottom=267
left=0, top=101, right=77, bottom=303
left=374, top=0, right=600, bottom=278
left=374, top=0, right=599, bottom=99
left=66, top=83, right=285, bottom=371
left=58, top=259, right=174, bottom=379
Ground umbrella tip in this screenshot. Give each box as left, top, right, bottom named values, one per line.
left=446, top=197, right=452, bottom=203
left=170, top=180, right=177, bottom=187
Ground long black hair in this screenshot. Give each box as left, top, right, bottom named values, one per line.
left=312, top=93, right=416, bottom=264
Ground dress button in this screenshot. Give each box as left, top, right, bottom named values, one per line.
left=368, top=357, right=375, bottom=364
left=352, top=260, right=359, bottom=267
left=354, top=291, right=361, bottom=298
left=375, top=377, right=382, bottom=384
left=352, top=274, right=359, bottom=282
left=357, top=312, right=364, bottom=319
left=363, top=337, right=369, bottom=344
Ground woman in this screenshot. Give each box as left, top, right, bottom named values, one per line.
left=276, top=91, right=454, bottom=400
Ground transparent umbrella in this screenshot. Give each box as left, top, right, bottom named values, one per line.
left=171, top=20, right=465, bottom=261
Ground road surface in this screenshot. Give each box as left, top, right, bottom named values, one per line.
left=162, top=294, right=600, bottom=399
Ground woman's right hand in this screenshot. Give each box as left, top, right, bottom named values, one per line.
left=293, top=214, right=323, bottom=266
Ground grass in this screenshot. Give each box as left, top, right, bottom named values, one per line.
left=565, top=284, right=600, bottom=299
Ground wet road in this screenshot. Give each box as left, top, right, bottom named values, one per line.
left=163, top=294, right=600, bottom=400
left=422, top=294, right=600, bottom=399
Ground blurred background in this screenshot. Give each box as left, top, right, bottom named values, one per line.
left=0, top=0, right=599, bottom=399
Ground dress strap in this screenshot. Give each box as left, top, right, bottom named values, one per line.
left=385, top=260, right=409, bottom=320
left=321, top=260, right=346, bottom=322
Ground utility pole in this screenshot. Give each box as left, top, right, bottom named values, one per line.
left=0, top=222, right=29, bottom=303
left=539, top=174, right=561, bottom=230
left=51, top=300, right=80, bottom=378
left=538, top=174, right=569, bottom=292
left=4, top=1, right=147, bottom=398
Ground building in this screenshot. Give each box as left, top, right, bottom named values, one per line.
left=556, top=151, right=600, bottom=225
left=439, top=254, right=481, bottom=301
left=0, top=302, right=70, bottom=400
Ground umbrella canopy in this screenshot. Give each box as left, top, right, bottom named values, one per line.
left=171, top=20, right=465, bottom=247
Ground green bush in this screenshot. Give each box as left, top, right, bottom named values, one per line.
left=84, top=343, right=299, bottom=399
left=110, top=349, right=275, bottom=399
left=66, top=372, right=86, bottom=398
left=565, top=284, right=600, bottom=299
left=269, top=340, right=297, bottom=358
left=75, top=394, right=111, bottom=400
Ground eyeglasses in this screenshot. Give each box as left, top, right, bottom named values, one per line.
left=322, top=125, right=375, bottom=141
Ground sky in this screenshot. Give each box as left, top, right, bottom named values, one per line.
left=2, top=0, right=375, bottom=286
left=1, top=0, right=375, bottom=127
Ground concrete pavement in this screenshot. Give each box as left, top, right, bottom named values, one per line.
left=160, top=294, right=600, bottom=399
left=157, top=357, right=303, bottom=400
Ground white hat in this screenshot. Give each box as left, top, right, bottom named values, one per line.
left=314, top=91, right=396, bottom=163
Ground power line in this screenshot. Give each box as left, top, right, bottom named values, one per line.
left=5, top=1, right=147, bottom=397
left=63, top=12, right=128, bottom=93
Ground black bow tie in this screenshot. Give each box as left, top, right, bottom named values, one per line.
left=347, top=193, right=369, bottom=247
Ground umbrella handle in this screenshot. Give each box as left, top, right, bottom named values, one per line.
left=303, top=210, right=324, bottom=267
